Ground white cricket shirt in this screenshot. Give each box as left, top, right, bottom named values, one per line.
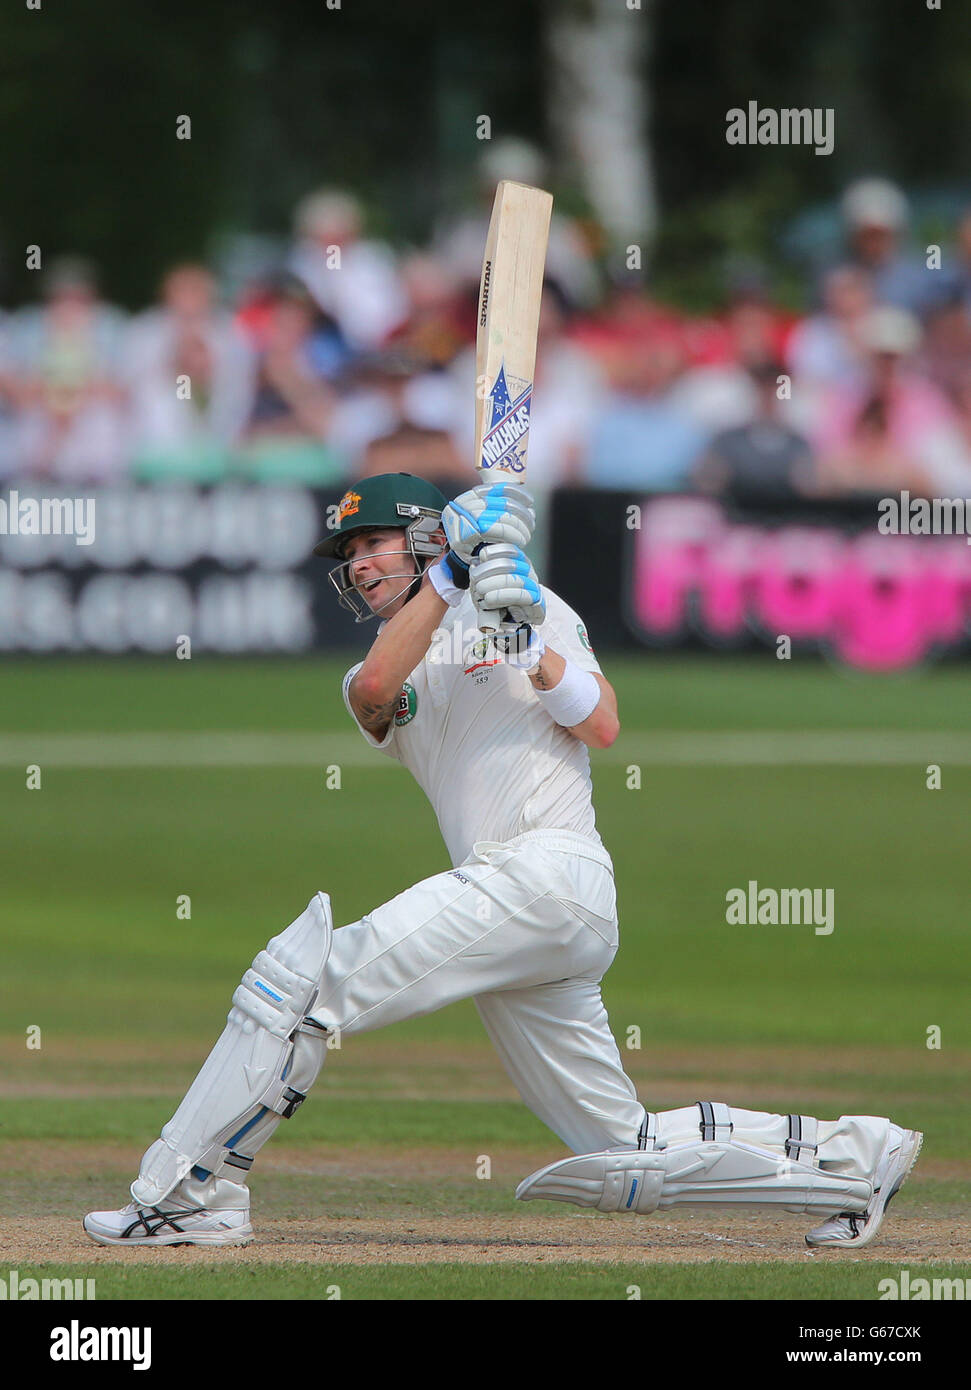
left=342, top=587, right=606, bottom=868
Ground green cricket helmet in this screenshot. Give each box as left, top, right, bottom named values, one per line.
left=313, top=473, right=448, bottom=621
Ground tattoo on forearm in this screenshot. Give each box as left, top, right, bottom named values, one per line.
left=530, top=665, right=553, bottom=689
left=357, top=694, right=398, bottom=731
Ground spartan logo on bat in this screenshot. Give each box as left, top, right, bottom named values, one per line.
left=479, top=260, right=492, bottom=327
left=480, top=362, right=530, bottom=474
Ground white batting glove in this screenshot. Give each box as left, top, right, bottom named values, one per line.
left=470, top=542, right=546, bottom=628
left=442, top=483, right=536, bottom=565
left=494, top=625, right=546, bottom=672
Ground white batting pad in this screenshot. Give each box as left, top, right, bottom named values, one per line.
left=132, top=893, right=333, bottom=1206
left=517, top=1138, right=873, bottom=1216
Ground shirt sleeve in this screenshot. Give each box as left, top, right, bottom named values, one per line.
left=341, top=662, right=399, bottom=757
left=537, top=588, right=603, bottom=675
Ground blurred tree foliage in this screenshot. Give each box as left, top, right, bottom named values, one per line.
left=0, top=0, right=968, bottom=308
left=650, top=0, right=971, bottom=305
left=0, top=0, right=543, bottom=305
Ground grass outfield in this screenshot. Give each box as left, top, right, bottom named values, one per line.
left=9, top=1262, right=971, bottom=1300
left=1, top=655, right=968, bottom=1299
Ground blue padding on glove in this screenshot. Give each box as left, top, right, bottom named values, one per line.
left=442, top=549, right=471, bottom=589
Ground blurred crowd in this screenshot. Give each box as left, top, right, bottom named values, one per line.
left=4, top=171, right=971, bottom=506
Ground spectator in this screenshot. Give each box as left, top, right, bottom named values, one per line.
left=811, top=306, right=971, bottom=496
left=236, top=270, right=351, bottom=380
left=945, top=208, right=971, bottom=313
left=126, top=263, right=257, bottom=458
left=570, top=266, right=684, bottom=383
left=917, top=286, right=971, bottom=403
left=387, top=253, right=470, bottom=368
left=947, top=366, right=971, bottom=460
left=838, top=178, right=932, bottom=315
left=5, top=257, right=130, bottom=483
left=289, top=189, right=407, bottom=349
left=786, top=265, right=873, bottom=391
left=358, top=423, right=466, bottom=492
left=244, top=279, right=336, bottom=442
left=695, top=359, right=814, bottom=503
left=673, top=264, right=796, bottom=434
left=0, top=311, right=19, bottom=475
left=522, top=280, right=606, bottom=490
left=329, top=346, right=462, bottom=474
left=671, top=351, right=760, bottom=436
left=683, top=260, right=795, bottom=367
left=583, top=333, right=707, bottom=491
left=435, top=138, right=601, bottom=309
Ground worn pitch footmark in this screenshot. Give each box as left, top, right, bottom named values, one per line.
left=3, top=1215, right=962, bottom=1268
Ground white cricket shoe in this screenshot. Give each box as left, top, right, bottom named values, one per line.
left=805, top=1126, right=923, bottom=1250
left=83, top=1199, right=252, bottom=1247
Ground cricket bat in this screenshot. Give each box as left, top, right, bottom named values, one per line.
left=473, top=180, right=553, bottom=631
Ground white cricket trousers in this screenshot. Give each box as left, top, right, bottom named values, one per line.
left=155, top=826, right=890, bottom=1213
left=308, top=827, right=890, bottom=1173
left=310, top=828, right=642, bottom=1154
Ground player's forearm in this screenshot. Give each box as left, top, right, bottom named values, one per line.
left=354, top=577, right=448, bottom=704
left=526, top=645, right=567, bottom=692
left=527, top=646, right=620, bottom=748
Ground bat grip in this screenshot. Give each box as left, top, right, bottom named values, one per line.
left=477, top=609, right=515, bottom=634
left=470, top=539, right=515, bottom=633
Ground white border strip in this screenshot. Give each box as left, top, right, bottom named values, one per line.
left=0, top=731, right=968, bottom=768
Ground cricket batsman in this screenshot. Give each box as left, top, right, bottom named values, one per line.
left=84, top=473, right=922, bottom=1250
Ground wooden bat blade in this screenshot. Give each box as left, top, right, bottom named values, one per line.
left=474, top=180, right=553, bottom=486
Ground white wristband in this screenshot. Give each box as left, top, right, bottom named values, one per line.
left=427, top=555, right=466, bottom=608
left=533, top=659, right=600, bottom=727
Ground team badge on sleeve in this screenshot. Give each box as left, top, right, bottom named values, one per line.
left=394, top=682, right=417, bottom=726
left=577, top=624, right=594, bottom=654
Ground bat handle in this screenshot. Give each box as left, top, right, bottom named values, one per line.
left=477, top=609, right=515, bottom=634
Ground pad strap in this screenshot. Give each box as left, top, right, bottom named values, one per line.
left=785, top=1114, right=819, bottom=1161
left=697, top=1100, right=733, bottom=1143
left=637, top=1111, right=661, bottom=1151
